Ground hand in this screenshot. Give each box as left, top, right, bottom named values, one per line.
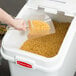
left=11, top=18, right=26, bottom=31
left=0, top=8, right=26, bottom=31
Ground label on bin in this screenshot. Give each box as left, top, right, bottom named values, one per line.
left=17, top=61, right=32, bottom=68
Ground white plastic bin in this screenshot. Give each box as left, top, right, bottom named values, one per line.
left=1, top=0, right=76, bottom=76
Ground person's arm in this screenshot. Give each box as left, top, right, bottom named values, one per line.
left=0, top=8, right=26, bottom=31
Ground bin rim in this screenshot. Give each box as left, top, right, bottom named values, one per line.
left=1, top=26, right=74, bottom=63
left=2, top=38, right=60, bottom=62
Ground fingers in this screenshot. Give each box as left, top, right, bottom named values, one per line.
left=16, top=25, right=26, bottom=31
left=21, top=21, right=27, bottom=31
left=12, top=18, right=28, bottom=31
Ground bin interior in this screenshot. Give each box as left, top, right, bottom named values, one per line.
left=3, top=8, right=74, bottom=58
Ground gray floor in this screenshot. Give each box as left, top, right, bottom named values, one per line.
left=0, top=58, right=10, bottom=76
left=0, top=0, right=27, bottom=16
left=0, top=0, right=76, bottom=76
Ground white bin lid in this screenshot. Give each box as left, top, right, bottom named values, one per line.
left=26, top=0, right=76, bottom=16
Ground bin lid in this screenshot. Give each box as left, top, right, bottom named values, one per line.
left=26, top=0, right=76, bottom=16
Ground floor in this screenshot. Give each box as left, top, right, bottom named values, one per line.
left=0, top=58, right=10, bottom=76
left=0, top=0, right=76, bottom=76
left=0, top=0, right=27, bottom=16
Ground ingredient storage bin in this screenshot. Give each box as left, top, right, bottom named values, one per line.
left=1, top=0, right=76, bottom=76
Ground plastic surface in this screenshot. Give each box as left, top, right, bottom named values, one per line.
left=26, top=0, right=76, bottom=17
left=25, top=9, right=55, bottom=39
left=28, top=13, right=55, bottom=33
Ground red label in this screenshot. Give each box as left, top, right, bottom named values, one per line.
left=17, top=61, right=32, bottom=68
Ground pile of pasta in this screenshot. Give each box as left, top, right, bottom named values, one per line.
left=20, top=21, right=70, bottom=58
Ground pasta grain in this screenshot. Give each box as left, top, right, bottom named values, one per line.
left=20, top=21, right=70, bottom=58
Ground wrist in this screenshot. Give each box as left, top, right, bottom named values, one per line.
left=8, top=17, right=15, bottom=27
